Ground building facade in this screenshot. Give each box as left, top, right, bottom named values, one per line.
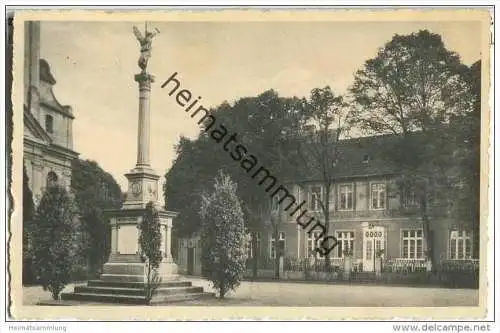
left=23, top=21, right=79, bottom=202
left=247, top=134, right=475, bottom=272
left=178, top=134, right=476, bottom=274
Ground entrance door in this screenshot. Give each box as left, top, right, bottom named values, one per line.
left=363, top=226, right=385, bottom=272
left=187, top=247, right=195, bottom=275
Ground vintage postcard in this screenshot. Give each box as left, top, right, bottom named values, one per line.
left=7, top=8, right=493, bottom=321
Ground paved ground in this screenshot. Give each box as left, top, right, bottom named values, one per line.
left=23, top=277, right=478, bottom=307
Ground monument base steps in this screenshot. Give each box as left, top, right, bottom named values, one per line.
left=61, top=262, right=214, bottom=304
left=61, top=278, right=214, bottom=305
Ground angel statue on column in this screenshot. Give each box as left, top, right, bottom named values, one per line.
left=133, top=23, right=160, bottom=72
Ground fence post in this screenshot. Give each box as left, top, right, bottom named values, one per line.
left=279, top=256, right=284, bottom=278
left=343, top=256, right=352, bottom=281
left=375, top=257, right=382, bottom=280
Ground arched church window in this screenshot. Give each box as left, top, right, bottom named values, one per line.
left=46, top=171, right=58, bottom=188
left=45, top=114, right=54, bottom=133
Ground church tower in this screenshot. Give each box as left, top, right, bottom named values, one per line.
left=23, top=21, right=79, bottom=203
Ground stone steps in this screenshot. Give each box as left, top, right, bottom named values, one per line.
left=73, top=285, right=204, bottom=296
left=61, top=276, right=215, bottom=305
left=87, top=279, right=192, bottom=289
left=61, top=291, right=215, bottom=305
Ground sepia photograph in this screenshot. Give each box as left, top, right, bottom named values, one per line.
left=5, top=7, right=493, bottom=322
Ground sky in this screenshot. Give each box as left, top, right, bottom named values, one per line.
left=39, top=20, right=482, bottom=191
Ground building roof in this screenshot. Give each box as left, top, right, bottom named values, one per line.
left=40, top=59, right=56, bottom=84
left=39, top=59, right=74, bottom=119
left=335, top=134, right=400, bottom=178
left=296, top=133, right=402, bottom=183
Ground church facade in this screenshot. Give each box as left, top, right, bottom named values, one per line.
left=23, top=21, right=79, bottom=202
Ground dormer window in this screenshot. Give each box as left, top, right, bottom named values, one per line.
left=45, top=114, right=54, bottom=133
left=362, top=154, right=370, bottom=163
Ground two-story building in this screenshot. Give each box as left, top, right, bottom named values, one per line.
left=247, top=134, right=475, bottom=272
left=177, top=133, right=476, bottom=275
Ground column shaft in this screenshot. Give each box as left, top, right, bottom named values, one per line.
left=166, top=224, right=172, bottom=261
left=136, top=88, right=151, bottom=166
left=160, top=226, right=167, bottom=260
left=134, top=73, right=154, bottom=167
left=114, top=226, right=120, bottom=253
left=110, top=225, right=117, bottom=254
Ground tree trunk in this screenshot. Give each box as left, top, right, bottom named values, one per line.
left=323, top=187, right=331, bottom=271
left=472, top=200, right=480, bottom=259
left=145, top=263, right=152, bottom=303
left=420, top=199, right=436, bottom=272
left=219, top=279, right=225, bottom=299
left=323, top=209, right=331, bottom=271
left=273, top=228, right=280, bottom=280
left=473, top=224, right=480, bottom=259
left=252, top=231, right=258, bottom=279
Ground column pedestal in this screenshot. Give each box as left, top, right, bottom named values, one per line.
left=103, top=208, right=179, bottom=283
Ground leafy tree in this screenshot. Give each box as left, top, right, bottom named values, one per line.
left=349, top=30, right=475, bottom=269
left=231, top=91, right=304, bottom=278
left=71, top=159, right=122, bottom=276
left=200, top=171, right=247, bottom=299
left=31, top=185, right=79, bottom=300
left=22, top=163, right=36, bottom=284
left=292, top=86, right=348, bottom=270
left=139, top=201, right=163, bottom=304
left=165, top=90, right=305, bottom=275
left=451, top=60, right=481, bottom=257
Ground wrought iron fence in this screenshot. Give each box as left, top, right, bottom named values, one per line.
left=438, top=259, right=479, bottom=289
left=244, top=256, right=479, bottom=288
left=286, top=257, right=347, bottom=273
left=383, top=258, right=427, bottom=273
left=440, top=259, right=479, bottom=272
left=245, top=256, right=275, bottom=270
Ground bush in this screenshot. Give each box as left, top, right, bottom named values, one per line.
left=71, top=159, right=123, bottom=278
left=139, top=201, right=163, bottom=304
left=200, top=171, right=247, bottom=299
left=31, top=185, right=79, bottom=300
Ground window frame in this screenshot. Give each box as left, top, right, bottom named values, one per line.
left=400, top=229, right=424, bottom=259
left=45, top=114, right=54, bottom=134
left=337, top=183, right=354, bottom=211
left=46, top=171, right=58, bottom=188
left=269, top=231, right=286, bottom=259
left=247, top=232, right=261, bottom=259
left=335, top=230, right=355, bottom=258
left=310, top=185, right=323, bottom=212
left=295, top=186, right=302, bottom=203
left=403, top=189, right=418, bottom=208
left=370, top=182, right=386, bottom=210
left=449, top=230, right=472, bottom=260
left=306, top=231, right=323, bottom=259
